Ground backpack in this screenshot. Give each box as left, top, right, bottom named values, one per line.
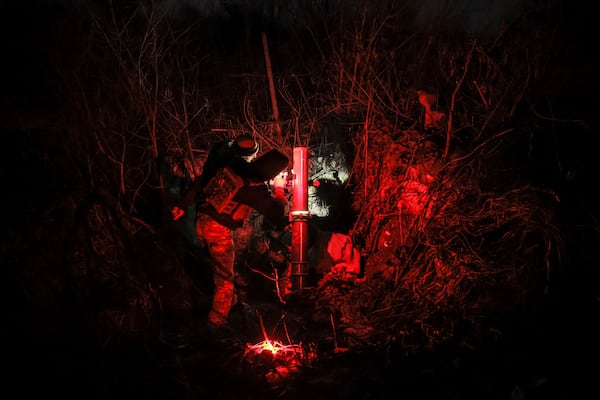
left=203, top=166, right=252, bottom=222
left=203, top=166, right=244, bottom=213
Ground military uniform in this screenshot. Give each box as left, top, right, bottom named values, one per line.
left=172, top=136, right=288, bottom=330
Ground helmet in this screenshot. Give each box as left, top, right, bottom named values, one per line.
left=234, top=134, right=260, bottom=158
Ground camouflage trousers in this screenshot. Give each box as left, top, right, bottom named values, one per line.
left=195, top=214, right=236, bottom=328
left=196, top=214, right=251, bottom=327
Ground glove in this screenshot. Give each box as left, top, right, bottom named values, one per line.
left=171, top=206, right=185, bottom=221
left=270, top=171, right=288, bottom=202
left=272, top=171, right=288, bottom=188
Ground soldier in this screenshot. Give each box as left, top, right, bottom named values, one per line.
left=171, top=134, right=288, bottom=332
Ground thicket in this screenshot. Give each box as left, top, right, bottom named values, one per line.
left=10, top=0, right=595, bottom=350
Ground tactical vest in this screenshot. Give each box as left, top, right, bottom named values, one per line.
left=203, top=166, right=253, bottom=222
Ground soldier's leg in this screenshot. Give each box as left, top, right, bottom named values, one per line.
left=198, top=217, right=235, bottom=328
left=232, top=221, right=254, bottom=304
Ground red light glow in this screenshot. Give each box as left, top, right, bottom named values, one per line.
left=246, top=339, right=303, bottom=357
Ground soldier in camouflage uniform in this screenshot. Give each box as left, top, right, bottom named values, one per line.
left=171, top=135, right=288, bottom=331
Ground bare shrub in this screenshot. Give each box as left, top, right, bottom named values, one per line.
left=30, top=0, right=570, bottom=348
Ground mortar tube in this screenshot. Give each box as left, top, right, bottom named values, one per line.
left=290, top=147, right=309, bottom=291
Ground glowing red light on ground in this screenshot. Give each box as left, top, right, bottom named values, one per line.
left=246, top=340, right=303, bottom=357
left=243, top=314, right=317, bottom=387
left=243, top=334, right=318, bottom=389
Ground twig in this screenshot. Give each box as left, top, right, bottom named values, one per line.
left=247, top=265, right=276, bottom=281
left=330, top=313, right=339, bottom=351
left=274, top=268, right=287, bottom=304
left=256, top=309, right=271, bottom=345
left=363, top=95, right=371, bottom=200
left=445, top=38, right=477, bottom=160
left=261, top=32, right=282, bottom=136
left=245, top=263, right=287, bottom=304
